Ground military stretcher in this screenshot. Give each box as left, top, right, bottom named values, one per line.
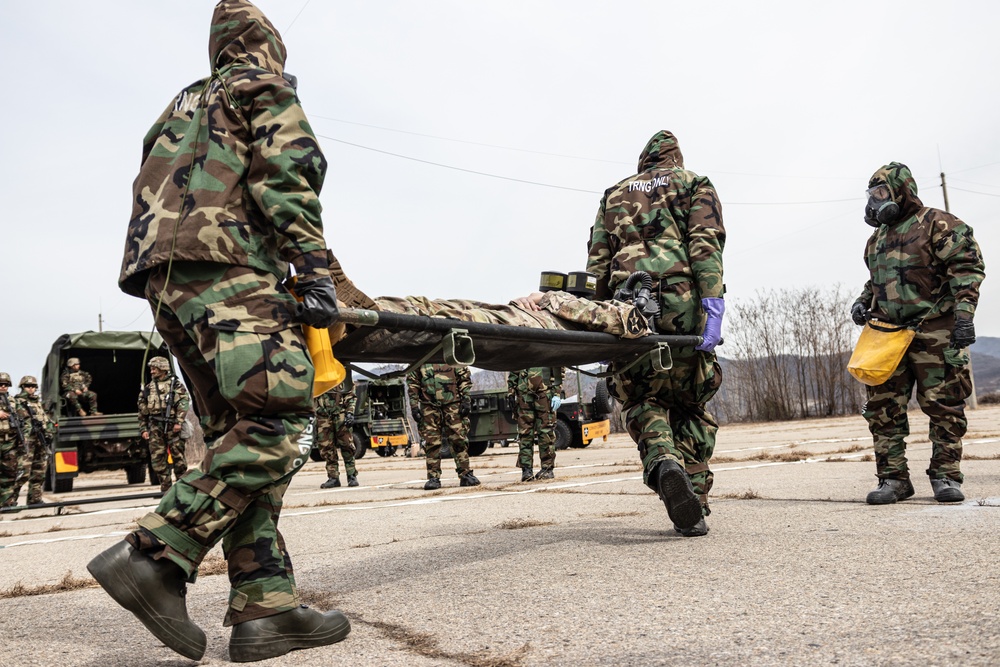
left=333, top=307, right=703, bottom=376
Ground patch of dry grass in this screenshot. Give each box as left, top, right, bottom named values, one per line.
left=358, top=616, right=531, bottom=667
left=964, top=452, right=1000, bottom=460
left=496, top=519, right=554, bottom=530
left=600, top=511, right=641, bottom=518
left=0, top=570, right=97, bottom=599
left=0, top=529, right=11, bottom=538
left=197, top=554, right=228, bottom=577
left=716, top=489, right=761, bottom=500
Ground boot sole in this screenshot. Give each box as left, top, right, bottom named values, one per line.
left=657, top=463, right=702, bottom=531
left=87, top=544, right=206, bottom=661
left=934, top=491, right=965, bottom=503
left=229, top=614, right=351, bottom=662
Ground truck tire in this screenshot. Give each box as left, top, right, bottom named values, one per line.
left=47, top=463, right=74, bottom=493
left=54, top=476, right=73, bottom=493
left=376, top=445, right=396, bottom=457
left=352, top=431, right=368, bottom=460
left=593, top=380, right=613, bottom=416
left=148, top=465, right=161, bottom=486
left=468, top=441, right=488, bottom=457
left=126, top=462, right=147, bottom=485
left=554, top=420, right=573, bottom=451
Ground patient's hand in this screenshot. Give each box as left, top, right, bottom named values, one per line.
left=511, top=292, right=545, bottom=311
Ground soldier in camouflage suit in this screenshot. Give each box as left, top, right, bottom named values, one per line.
left=0, top=372, right=29, bottom=507
left=586, top=131, right=725, bottom=538
left=508, top=367, right=563, bottom=481
left=12, top=376, right=52, bottom=506
left=853, top=162, right=985, bottom=506
left=315, top=378, right=359, bottom=488
left=138, top=357, right=190, bottom=493
left=60, top=358, right=99, bottom=416
left=407, top=364, right=481, bottom=490
left=86, top=2, right=349, bottom=662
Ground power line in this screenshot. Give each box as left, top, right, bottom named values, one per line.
left=320, top=134, right=865, bottom=205
left=283, top=0, right=312, bottom=35
left=949, top=186, right=1000, bottom=199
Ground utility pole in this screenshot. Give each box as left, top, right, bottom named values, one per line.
left=98, top=312, right=103, bottom=333
left=941, top=171, right=978, bottom=409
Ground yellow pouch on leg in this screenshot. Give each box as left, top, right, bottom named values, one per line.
left=847, top=321, right=916, bottom=386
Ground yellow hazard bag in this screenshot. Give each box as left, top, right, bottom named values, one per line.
left=847, top=321, right=916, bottom=386
left=304, top=324, right=345, bottom=397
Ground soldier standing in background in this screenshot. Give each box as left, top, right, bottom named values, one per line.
left=60, top=357, right=99, bottom=417
left=138, top=357, right=190, bottom=493
left=86, top=1, right=349, bottom=661
left=315, top=377, right=359, bottom=488
left=853, top=162, right=985, bottom=505
left=0, top=372, right=28, bottom=507
left=407, top=363, right=480, bottom=490
left=587, top=130, right=725, bottom=538
left=12, top=376, right=52, bottom=506
left=508, top=367, right=563, bottom=481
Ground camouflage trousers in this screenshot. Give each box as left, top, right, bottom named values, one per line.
left=12, top=436, right=47, bottom=505
left=515, top=393, right=557, bottom=470
left=862, top=324, right=971, bottom=483
left=147, top=425, right=188, bottom=492
left=125, top=262, right=314, bottom=626
left=416, top=401, right=471, bottom=478
left=0, top=435, right=22, bottom=506
left=315, top=412, right=356, bottom=478
left=64, top=390, right=98, bottom=415
left=610, top=348, right=722, bottom=513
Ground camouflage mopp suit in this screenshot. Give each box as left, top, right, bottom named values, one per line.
left=87, top=1, right=349, bottom=661
left=854, top=162, right=985, bottom=499
left=138, top=358, right=190, bottom=492
left=587, top=131, right=725, bottom=531
left=314, top=380, right=358, bottom=483
left=508, top=367, right=563, bottom=476
left=407, top=364, right=475, bottom=483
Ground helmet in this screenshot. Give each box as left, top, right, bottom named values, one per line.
left=67, top=357, right=81, bottom=367
left=148, top=356, right=171, bottom=372
left=19, top=375, right=38, bottom=387
left=0, top=372, right=11, bottom=385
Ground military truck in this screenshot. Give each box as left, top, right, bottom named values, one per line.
left=466, top=379, right=614, bottom=455
left=41, top=331, right=175, bottom=493
left=308, top=374, right=412, bottom=461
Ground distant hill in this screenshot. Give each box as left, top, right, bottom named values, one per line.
left=972, top=336, right=1000, bottom=395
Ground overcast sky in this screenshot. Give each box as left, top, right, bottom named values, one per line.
left=1, top=0, right=997, bottom=387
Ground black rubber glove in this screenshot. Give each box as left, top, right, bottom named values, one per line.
left=506, top=395, right=516, bottom=413
left=411, top=406, right=422, bottom=423
left=851, top=302, right=869, bottom=326
left=294, top=276, right=339, bottom=328
left=458, top=399, right=471, bottom=417
left=344, top=412, right=355, bottom=427
left=950, top=317, right=976, bottom=349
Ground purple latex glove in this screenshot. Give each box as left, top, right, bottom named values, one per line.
left=696, top=297, right=725, bottom=352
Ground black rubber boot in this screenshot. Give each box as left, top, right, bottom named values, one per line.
left=459, top=471, right=481, bottom=487
left=534, top=468, right=555, bottom=480
left=674, top=517, right=709, bottom=537
left=86, top=541, right=206, bottom=661
left=229, top=604, right=351, bottom=663
left=424, top=477, right=441, bottom=490
left=521, top=467, right=534, bottom=482
left=347, top=475, right=359, bottom=487
left=865, top=478, right=915, bottom=505
left=653, top=460, right=702, bottom=532
left=930, top=478, right=964, bottom=503
left=320, top=477, right=341, bottom=489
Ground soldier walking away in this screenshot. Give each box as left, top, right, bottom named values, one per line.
left=86, top=1, right=349, bottom=662
left=853, top=162, right=985, bottom=505
left=12, top=376, right=53, bottom=506
left=138, top=357, right=190, bottom=493
left=587, top=130, right=725, bottom=538
left=0, top=372, right=29, bottom=507
left=315, top=376, right=359, bottom=488
left=508, top=367, right=563, bottom=481
left=60, top=357, right=99, bottom=417
left=407, top=363, right=480, bottom=490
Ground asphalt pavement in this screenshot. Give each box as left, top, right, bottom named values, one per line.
left=2, top=407, right=999, bottom=666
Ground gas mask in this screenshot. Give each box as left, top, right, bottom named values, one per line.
left=864, top=183, right=899, bottom=227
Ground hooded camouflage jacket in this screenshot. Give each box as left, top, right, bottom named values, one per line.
left=507, top=367, right=563, bottom=401
left=119, top=0, right=330, bottom=298
left=315, top=381, right=356, bottom=417
left=855, top=162, right=985, bottom=325
left=407, top=364, right=471, bottom=409
left=586, top=131, right=725, bottom=304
